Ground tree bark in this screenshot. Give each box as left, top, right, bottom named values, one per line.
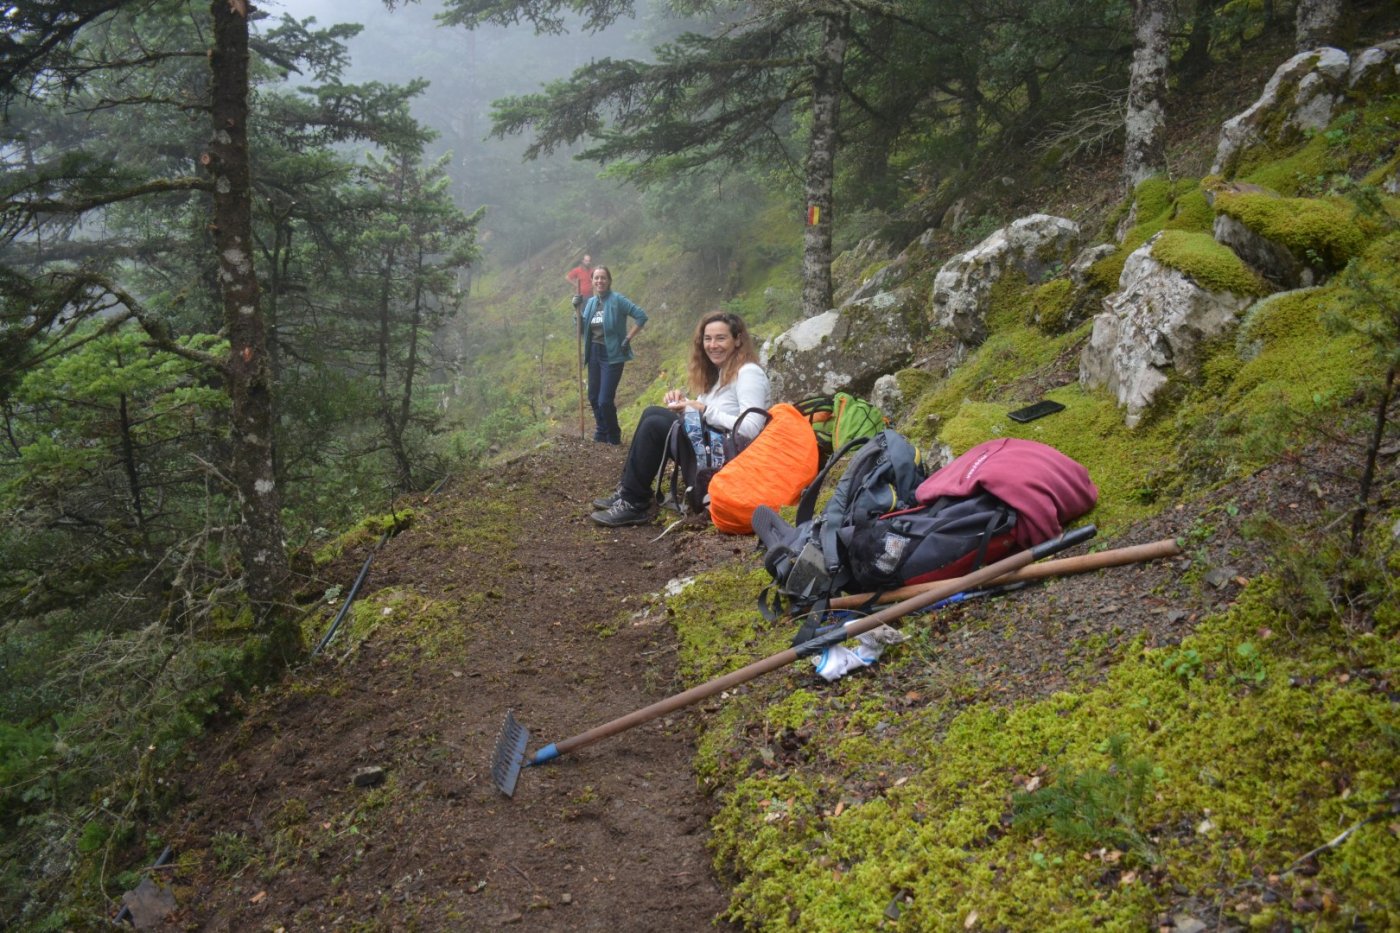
left=801, top=9, right=848, bottom=319
left=207, top=0, right=290, bottom=616
left=1122, top=0, right=1171, bottom=195
left=1295, top=0, right=1344, bottom=51
left=117, top=391, right=149, bottom=551
left=1179, top=0, right=1221, bottom=84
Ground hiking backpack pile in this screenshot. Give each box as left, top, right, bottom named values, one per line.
left=753, top=433, right=1097, bottom=621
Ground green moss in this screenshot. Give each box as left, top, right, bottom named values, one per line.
left=1031, top=278, right=1074, bottom=333
left=858, top=259, right=891, bottom=283
left=696, top=569, right=1400, bottom=931
left=1240, top=93, right=1400, bottom=195
left=1133, top=175, right=1175, bottom=221
left=1089, top=178, right=1214, bottom=292
left=1170, top=282, right=1370, bottom=474
left=935, top=385, right=1171, bottom=537
left=1150, top=230, right=1269, bottom=296
left=668, top=564, right=788, bottom=683
left=312, top=509, right=416, bottom=567
left=893, top=367, right=936, bottom=407
left=905, top=316, right=1092, bottom=447
left=1214, top=192, right=1368, bottom=269
left=764, top=689, right=820, bottom=731
left=1163, top=186, right=1214, bottom=233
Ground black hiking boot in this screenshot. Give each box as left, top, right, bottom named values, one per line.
left=591, top=488, right=621, bottom=510
left=590, top=497, right=652, bottom=527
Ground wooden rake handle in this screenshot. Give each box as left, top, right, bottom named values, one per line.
left=826, top=537, right=1182, bottom=611
left=528, top=526, right=1103, bottom=767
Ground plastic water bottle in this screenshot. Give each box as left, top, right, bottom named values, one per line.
left=683, top=409, right=709, bottom=466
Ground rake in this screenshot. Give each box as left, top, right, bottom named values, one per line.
left=490, top=525, right=1098, bottom=796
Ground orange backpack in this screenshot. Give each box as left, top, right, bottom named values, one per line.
left=707, top=402, right=821, bottom=535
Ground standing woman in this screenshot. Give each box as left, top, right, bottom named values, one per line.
left=580, top=266, right=647, bottom=445
left=591, top=311, right=769, bottom=527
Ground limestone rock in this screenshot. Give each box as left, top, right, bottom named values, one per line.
left=1212, top=212, right=1315, bottom=289
left=1211, top=43, right=1400, bottom=178
left=870, top=374, right=904, bottom=420
left=832, top=234, right=899, bottom=306
left=930, top=214, right=1080, bottom=348
left=1080, top=236, right=1256, bottom=428
left=1070, top=244, right=1117, bottom=287
left=763, top=287, right=928, bottom=401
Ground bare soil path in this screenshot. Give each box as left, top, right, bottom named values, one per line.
left=147, top=430, right=1365, bottom=931
left=155, top=437, right=746, bottom=931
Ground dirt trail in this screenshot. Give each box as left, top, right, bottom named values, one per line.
left=148, top=429, right=1359, bottom=931
left=156, top=437, right=746, bottom=930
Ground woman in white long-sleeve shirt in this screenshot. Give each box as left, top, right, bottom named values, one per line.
left=590, top=311, right=770, bottom=527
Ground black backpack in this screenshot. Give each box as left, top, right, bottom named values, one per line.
left=656, top=408, right=770, bottom=516
left=753, top=429, right=1017, bottom=622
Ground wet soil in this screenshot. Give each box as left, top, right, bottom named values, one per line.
left=153, top=437, right=749, bottom=931
left=144, top=427, right=1370, bottom=931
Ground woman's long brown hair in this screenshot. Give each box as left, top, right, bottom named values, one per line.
left=687, top=311, right=760, bottom=394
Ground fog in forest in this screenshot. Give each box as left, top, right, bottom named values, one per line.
left=268, top=0, right=672, bottom=265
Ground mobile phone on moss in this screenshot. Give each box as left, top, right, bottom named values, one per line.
left=1008, top=399, right=1065, bottom=423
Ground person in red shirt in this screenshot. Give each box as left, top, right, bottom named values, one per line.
left=566, top=253, right=593, bottom=308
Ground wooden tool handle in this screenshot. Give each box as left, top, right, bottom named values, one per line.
left=827, top=537, right=1181, bottom=610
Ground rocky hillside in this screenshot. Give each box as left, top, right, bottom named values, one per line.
left=120, top=31, right=1398, bottom=933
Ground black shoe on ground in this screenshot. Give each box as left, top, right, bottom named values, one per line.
left=590, top=497, right=652, bottom=527
left=592, top=489, right=621, bottom=510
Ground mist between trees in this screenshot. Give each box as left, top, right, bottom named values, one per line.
left=0, top=0, right=1372, bottom=925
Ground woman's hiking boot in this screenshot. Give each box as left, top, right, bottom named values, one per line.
left=591, top=489, right=621, bottom=510
left=590, top=497, right=652, bottom=527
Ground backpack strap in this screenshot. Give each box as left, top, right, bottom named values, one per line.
left=727, top=407, right=772, bottom=458
left=654, top=419, right=687, bottom=507
left=794, top=434, right=872, bottom=526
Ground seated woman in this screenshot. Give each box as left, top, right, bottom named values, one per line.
left=590, top=311, right=770, bottom=527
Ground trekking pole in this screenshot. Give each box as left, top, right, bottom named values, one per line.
left=575, top=306, right=585, bottom=438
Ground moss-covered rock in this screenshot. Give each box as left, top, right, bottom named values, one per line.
left=1214, top=191, right=1368, bottom=277
left=1149, top=230, right=1270, bottom=297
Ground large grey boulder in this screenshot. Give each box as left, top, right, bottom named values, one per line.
left=931, top=214, right=1080, bottom=348
left=1212, top=47, right=1350, bottom=177
left=1211, top=43, right=1400, bottom=178
left=1212, top=211, right=1316, bottom=289
left=832, top=235, right=899, bottom=307
left=762, top=286, right=928, bottom=402
left=1080, top=235, right=1256, bottom=428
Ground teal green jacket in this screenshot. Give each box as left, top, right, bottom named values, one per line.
left=580, top=292, right=647, bottom=364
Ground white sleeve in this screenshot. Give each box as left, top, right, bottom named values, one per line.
left=730, top=364, right=771, bottom=439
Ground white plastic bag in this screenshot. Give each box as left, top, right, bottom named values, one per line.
left=811, top=624, right=907, bottom=681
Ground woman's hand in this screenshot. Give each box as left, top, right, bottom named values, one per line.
left=664, top=390, right=703, bottom=413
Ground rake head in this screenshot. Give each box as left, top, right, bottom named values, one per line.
left=491, top=710, right=529, bottom=797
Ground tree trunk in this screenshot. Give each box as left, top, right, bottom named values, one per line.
left=1122, top=0, right=1171, bottom=195
left=1295, top=0, right=1343, bottom=51
left=800, top=10, right=848, bottom=319
left=376, top=229, right=415, bottom=490
left=392, top=246, right=425, bottom=491
left=1179, top=0, right=1220, bottom=84
left=116, top=391, right=149, bottom=551
left=207, top=0, right=290, bottom=618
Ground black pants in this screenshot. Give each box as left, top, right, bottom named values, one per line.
left=619, top=406, right=679, bottom=504
left=586, top=343, right=625, bottom=444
